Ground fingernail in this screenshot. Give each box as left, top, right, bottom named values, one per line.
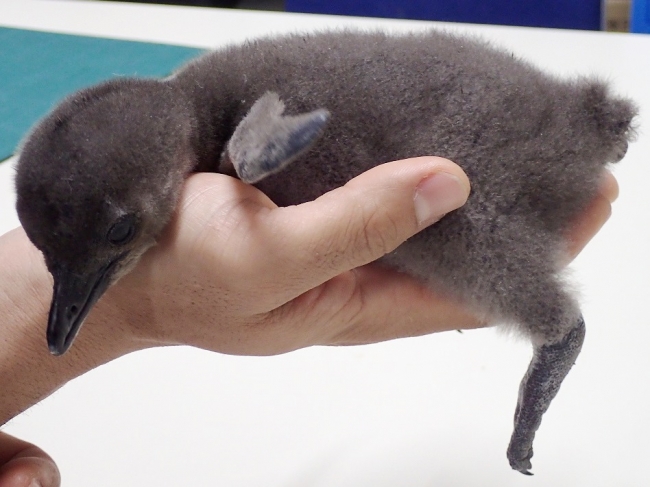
left=414, top=172, right=468, bottom=227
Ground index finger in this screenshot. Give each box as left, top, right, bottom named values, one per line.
left=564, top=171, right=618, bottom=262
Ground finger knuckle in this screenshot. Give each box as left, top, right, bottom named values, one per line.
left=352, top=203, right=402, bottom=264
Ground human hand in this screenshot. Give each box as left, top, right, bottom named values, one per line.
left=0, top=156, right=617, bottom=485
left=0, top=431, right=59, bottom=487
left=563, top=170, right=618, bottom=261
left=99, top=156, right=617, bottom=355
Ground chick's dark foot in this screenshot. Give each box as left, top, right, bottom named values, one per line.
left=507, top=440, right=533, bottom=475
left=507, top=317, right=586, bottom=475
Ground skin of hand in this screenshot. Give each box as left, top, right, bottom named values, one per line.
left=0, top=156, right=617, bottom=487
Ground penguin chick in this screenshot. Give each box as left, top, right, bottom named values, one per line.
left=15, top=30, right=638, bottom=474
left=16, top=80, right=197, bottom=354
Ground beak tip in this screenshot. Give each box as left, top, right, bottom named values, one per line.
left=46, top=327, right=70, bottom=356
left=47, top=259, right=119, bottom=356
left=48, top=343, right=66, bottom=356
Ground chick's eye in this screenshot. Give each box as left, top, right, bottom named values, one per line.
left=107, top=216, right=136, bottom=246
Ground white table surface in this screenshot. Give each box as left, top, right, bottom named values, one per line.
left=1, top=1, right=649, bottom=486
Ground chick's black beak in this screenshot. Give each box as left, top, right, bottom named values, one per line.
left=47, top=262, right=116, bottom=356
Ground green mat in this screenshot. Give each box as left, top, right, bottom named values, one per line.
left=0, top=27, right=204, bottom=161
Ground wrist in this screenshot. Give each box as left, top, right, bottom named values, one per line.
left=0, top=228, right=139, bottom=424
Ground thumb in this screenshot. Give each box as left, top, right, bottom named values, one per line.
left=0, top=432, right=60, bottom=487
left=260, top=156, right=470, bottom=302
